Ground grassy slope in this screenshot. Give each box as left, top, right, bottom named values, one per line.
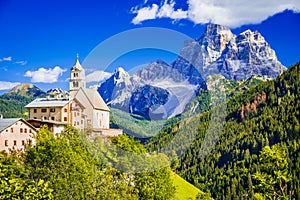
left=172, top=173, right=201, bottom=200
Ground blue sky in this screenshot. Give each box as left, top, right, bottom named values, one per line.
left=0, top=0, right=299, bottom=93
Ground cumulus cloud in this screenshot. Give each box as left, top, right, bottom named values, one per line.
left=85, top=70, right=112, bottom=83
left=24, top=66, right=67, bottom=83
left=131, top=4, right=159, bottom=24
left=0, top=81, right=20, bottom=90
left=131, top=0, right=300, bottom=27
left=131, top=0, right=187, bottom=24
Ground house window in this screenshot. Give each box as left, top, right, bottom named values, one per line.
left=11, top=128, right=13, bottom=132
left=51, top=117, right=55, bottom=121
left=41, top=108, right=47, bottom=113
left=29, top=129, right=32, bottom=133
left=5, top=140, right=8, bottom=146
left=34, top=108, right=37, bottom=113
left=64, top=117, right=68, bottom=122
left=13, top=140, right=17, bottom=146
left=22, top=140, right=25, bottom=146
left=64, top=108, right=68, bottom=112
left=28, top=140, right=32, bottom=145
left=20, top=128, right=23, bottom=133
left=6, top=129, right=8, bottom=132
left=50, top=108, right=55, bottom=112
left=24, top=128, right=27, bottom=133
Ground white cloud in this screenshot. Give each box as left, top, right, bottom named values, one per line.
left=0, top=56, right=12, bottom=62
left=85, top=70, right=112, bottom=83
left=131, top=0, right=300, bottom=27
left=132, top=0, right=187, bottom=24
left=24, top=66, right=67, bottom=83
left=0, top=81, right=20, bottom=90
left=3, top=56, right=12, bottom=61
left=14, top=60, right=27, bottom=66
left=131, top=4, right=159, bottom=24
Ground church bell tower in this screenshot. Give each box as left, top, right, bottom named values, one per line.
left=69, top=54, right=86, bottom=98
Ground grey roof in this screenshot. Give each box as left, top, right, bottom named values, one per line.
left=25, top=98, right=69, bottom=108
left=0, top=118, right=37, bottom=132
left=0, top=118, right=21, bottom=131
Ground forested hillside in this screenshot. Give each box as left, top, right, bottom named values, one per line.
left=0, top=84, right=46, bottom=118
left=146, top=62, right=300, bottom=199
left=0, top=93, right=33, bottom=118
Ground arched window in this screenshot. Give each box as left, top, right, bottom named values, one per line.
left=73, top=81, right=78, bottom=87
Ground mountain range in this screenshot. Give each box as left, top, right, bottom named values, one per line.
left=98, top=24, right=286, bottom=120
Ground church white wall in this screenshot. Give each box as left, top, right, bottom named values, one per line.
left=93, top=110, right=109, bottom=129
left=70, top=101, right=84, bottom=131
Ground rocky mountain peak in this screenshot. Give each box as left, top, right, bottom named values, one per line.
left=8, top=83, right=46, bottom=98
left=114, top=67, right=129, bottom=79
left=46, top=88, right=69, bottom=98
left=173, top=23, right=286, bottom=80
left=204, top=24, right=233, bottom=37
left=238, top=29, right=265, bottom=44
left=201, top=24, right=234, bottom=54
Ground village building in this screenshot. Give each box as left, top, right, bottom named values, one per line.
left=25, top=56, right=122, bottom=137
left=0, top=117, right=37, bottom=152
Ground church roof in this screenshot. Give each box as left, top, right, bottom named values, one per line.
left=74, top=88, right=110, bottom=112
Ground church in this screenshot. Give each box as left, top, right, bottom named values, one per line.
left=25, top=56, right=121, bottom=136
